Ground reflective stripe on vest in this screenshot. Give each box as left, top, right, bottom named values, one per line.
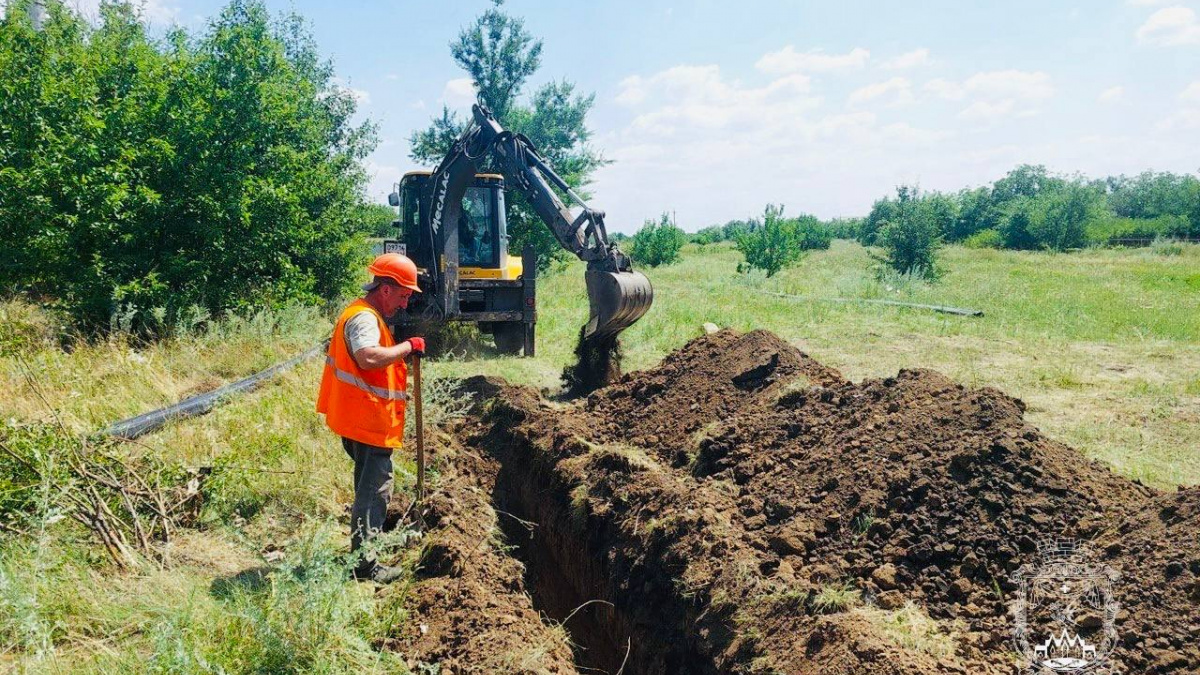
left=324, top=357, right=409, bottom=401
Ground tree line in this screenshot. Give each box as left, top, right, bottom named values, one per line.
left=0, top=0, right=377, bottom=333
left=856, top=165, right=1200, bottom=252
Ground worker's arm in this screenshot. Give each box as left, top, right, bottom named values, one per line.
left=353, top=338, right=423, bottom=370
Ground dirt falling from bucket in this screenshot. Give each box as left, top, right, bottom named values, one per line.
left=561, top=328, right=622, bottom=396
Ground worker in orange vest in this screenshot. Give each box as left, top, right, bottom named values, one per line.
left=316, top=253, right=425, bottom=583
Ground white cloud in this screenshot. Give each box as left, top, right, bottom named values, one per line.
left=1128, top=0, right=1170, bottom=6
left=1137, top=7, right=1200, bottom=46
left=1181, top=81, right=1200, bottom=102
left=596, top=62, right=953, bottom=225
left=847, top=77, right=914, bottom=107
left=441, top=77, right=477, bottom=108
left=331, top=78, right=370, bottom=106
left=366, top=160, right=402, bottom=202
left=1157, top=108, right=1200, bottom=131
left=755, top=46, right=870, bottom=74
left=962, top=70, right=1055, bottom=100
left=960, top=99, right=1017, bottom=121
left=882, top=48, right=932, bottom=70
left=385, top=73, right=400, bottom=82
left=925, top=70, right=1054, bottom=120
left=1098, top=85, right=1125, bottom=103
left=615, top=65, right=816, bottom=134
left=135, top=0, right=178, bottom=25
left=923, top=78, right=966, bottom=101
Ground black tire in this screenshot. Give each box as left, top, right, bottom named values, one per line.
left=493, top=322, right=525, bottom=355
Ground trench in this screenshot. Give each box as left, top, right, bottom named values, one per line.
left=486, top=433, right=718, bottom=675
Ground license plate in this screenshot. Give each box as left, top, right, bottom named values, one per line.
left=383, top=240, right=406, bottom=255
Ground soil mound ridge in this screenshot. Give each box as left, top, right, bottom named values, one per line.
left=423, top=329, right=1197, bottom=674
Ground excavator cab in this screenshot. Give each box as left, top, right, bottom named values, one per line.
left=391, top=171, right=536, bottom=354
left=396, top=172, right=522, bottom=281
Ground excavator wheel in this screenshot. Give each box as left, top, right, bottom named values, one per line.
left=492, top=322, right=526, bottom=355
left=584, top=269, right=654, bottom=340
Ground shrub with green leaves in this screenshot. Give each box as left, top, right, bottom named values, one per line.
left=794, top=215, right=833, bottom=251
left=0, top=0, right=377, bottom=333
left=736, top=204, right=806, bottom=278
left=962, top=229, right=1002, bottom=249
left=873, top=186, right=943, bottom=278
left=629, top=213, right=686, bottom=267
left=1027, top=183, right=1100, bottom=251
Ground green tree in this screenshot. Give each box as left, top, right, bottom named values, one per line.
left=997, top=197, right=1044, bottom=250
left=1029, top=183, right=1100, bottom=250
left=0, top=0, right=376, bottom=331
left=874, top=186, right=942, bottom=277
left=949, top=186, right=998, bottom=241
left=629, top=213, right=686, bottom=267
left=858, top=195, right=900, bottom=246
left=409, top=0, right=605, bottom=271
left=736, top=204, right=805, bottom=278
left=793, top=214, right=833, bottom=250
left=992, top=164, right=1063, bottom=203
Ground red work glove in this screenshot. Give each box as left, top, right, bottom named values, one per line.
left=405, top=337, right=426, bottom=355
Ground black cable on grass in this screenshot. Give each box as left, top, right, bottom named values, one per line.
left=757, top=290, right=984, bottom=317
left=97, top=341, right=328, bottom=441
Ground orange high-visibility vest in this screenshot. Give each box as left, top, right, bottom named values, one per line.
left=316, top=299, right=407, bottom=448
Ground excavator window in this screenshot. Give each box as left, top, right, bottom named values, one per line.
left=458, top=187, right=497, bottom=268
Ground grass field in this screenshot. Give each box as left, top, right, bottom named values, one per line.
left=0, top=239, right=1196, bottom=671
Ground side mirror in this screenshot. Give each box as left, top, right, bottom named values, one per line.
left=387, top=191, right=400, bottom=207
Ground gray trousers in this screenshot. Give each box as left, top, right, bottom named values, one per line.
left=342, top=438, right=394, bottom=566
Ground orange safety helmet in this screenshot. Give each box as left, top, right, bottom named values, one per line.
left=363, top=253, right=421, bottom=292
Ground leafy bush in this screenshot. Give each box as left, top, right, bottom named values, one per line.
left=962, top=229, right=1002, bottom=249
left=629, top=213, right=686, bottom=267
left=858, top=197, right=899, bottom=246
left=1027, top=183, right=1100, bottom=250
left=0, top=1, right=376, bottom=333
left=874, top=186, right=942, bottom=278
left=1088, top=214, right=1191, bottom=244
left=998, top=197, right=1042, bottom=250
left=794, top=216, right=833, bottom=251
left=825, top=217, right=862, bottom=240
left=735, top=205, right=807, bottom=278
left=1150, top=236, right=1185, bottom=256
left=692, top=219, right=756, bottom=245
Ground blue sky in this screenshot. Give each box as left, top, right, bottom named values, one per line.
left=11, top=0, right=1200, bottom=231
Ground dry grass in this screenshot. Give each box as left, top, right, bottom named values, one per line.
left=853, top=602, right=960, bottom=658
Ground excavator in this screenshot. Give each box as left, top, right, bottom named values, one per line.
left=386, top=104, right=653, bottom=355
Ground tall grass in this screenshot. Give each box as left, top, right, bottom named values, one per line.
left=0, top=302, right=477, bottom=672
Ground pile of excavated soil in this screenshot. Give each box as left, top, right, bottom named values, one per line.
left=399, top=329, right=1198, bottom=674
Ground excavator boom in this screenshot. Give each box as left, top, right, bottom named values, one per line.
left=426, top=104, right=653, bottom=340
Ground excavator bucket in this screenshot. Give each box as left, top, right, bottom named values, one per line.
left=584, top=269, right=654, bottom=339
